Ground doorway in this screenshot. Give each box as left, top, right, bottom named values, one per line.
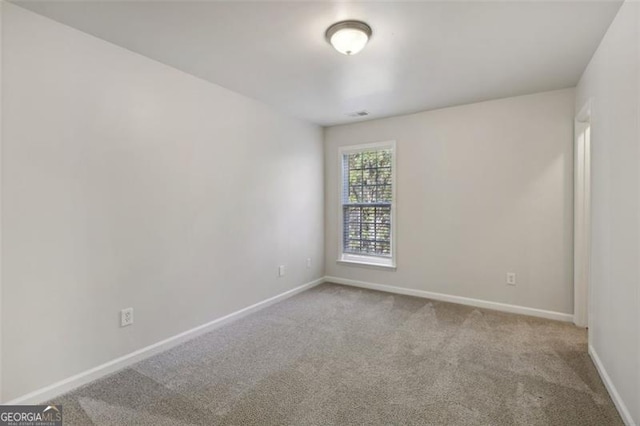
left=574, top=101, right=591, bottom=328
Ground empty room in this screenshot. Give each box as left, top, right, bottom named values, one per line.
left=0, top=0, right=639, bottom=425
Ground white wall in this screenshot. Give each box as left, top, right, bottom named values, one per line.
left=325, top=89, right=575, bottom=315
left=575, top=2, right=639, bottom=424
left=1, top=3, right=324, bottom=402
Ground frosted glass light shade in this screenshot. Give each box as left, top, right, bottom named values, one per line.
left=326, top=21, right=372, bottom=56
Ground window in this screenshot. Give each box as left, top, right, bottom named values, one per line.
left=339, top=141, right=396, bottom=268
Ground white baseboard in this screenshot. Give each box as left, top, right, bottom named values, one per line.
left=4, top=277, right=325, bottom=405
left=588, top=345, right=636, bottom=426
left=325, top=276, right=574, bottom=322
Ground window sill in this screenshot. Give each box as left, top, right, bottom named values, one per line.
left=337, top=256, right=396, bottom=270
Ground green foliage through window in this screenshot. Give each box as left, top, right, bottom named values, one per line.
left=342, top=148, right=393, bottom=257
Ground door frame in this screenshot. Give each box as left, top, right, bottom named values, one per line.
left=574, top=100, right=592, bottom=329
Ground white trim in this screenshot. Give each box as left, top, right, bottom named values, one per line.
left=573, top=119, right=591, bottom=328
left=576, top=98, right=593, bottom=123
left=589, top=345, right=636, bottom=426
left=4, top=277, right=325, bottom=405
left=338, top=140, right=396, bottom=154
left=326, top=276, right=574, bottom=322
left=337, top=258, right=396, bottom=270
left=574, top=98, right=592, bottom=329
left=338, top=140, right=397, bottom=268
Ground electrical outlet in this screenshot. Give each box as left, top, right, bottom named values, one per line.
left=278, top=265, right=286, bottom=277
left=506, top=273, right=516, bottom=286
left=120, top=307, right=134, bottom=327
left=306, top=258, right=312, bottom=269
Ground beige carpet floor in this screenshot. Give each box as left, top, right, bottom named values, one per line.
left=50, top=283, right=622, bottom=425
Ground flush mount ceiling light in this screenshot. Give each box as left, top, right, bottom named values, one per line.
left=326, top=20, right=372, bottom=56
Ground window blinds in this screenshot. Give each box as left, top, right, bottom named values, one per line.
left=342, top=149, right=393, bottom=257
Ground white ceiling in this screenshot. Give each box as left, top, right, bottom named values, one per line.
left=14, top=1, right=622, bottom=126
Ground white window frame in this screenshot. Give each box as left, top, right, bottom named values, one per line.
left=338, top=141, right=397, bottom=269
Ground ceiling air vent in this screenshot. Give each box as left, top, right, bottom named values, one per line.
left=347, top=110, right=369, bottom=117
